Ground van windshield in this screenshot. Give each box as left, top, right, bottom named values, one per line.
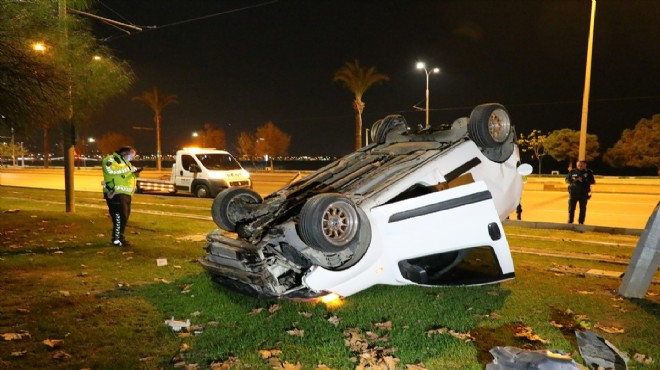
left=196, top=154, right=243, bottom=171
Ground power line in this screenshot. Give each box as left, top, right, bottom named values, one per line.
left=98, top=0, right=279, bottom=41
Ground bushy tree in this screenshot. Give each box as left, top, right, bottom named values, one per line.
left=255, top=122, right=291, bottom=157
left=334, top=60, right=389, bottom=150
left=235, top=132, right=256, bottom=160
left=604, top=115, right=660, bottom=176
left=201, top=123, right=226, bottom=150
left=1, top=0, right=134, bottom=168
left=543, top=128, right=600, bottom=168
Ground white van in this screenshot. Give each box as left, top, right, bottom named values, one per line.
left=136, top=148, right=251, bottom=198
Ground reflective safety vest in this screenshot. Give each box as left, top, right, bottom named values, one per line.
left=102, top=152, right=137, bottom=196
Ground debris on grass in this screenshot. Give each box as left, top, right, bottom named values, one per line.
left=576, top=330, right=628, bottom=370
left=285, top=328, right=304, bottom=337
left=486, top=347, right=580, bottom=370
left=11, top=350, right=28, bottom=357
left=157, top=258, right=168, bottom=266
left=327, top=315, right=341, bottom=327
left=165, top=317, right=191, bottom=332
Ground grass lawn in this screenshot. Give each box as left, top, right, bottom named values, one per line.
left=1, top=186, right=658, bottom=369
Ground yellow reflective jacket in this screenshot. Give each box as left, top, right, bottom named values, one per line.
left=102, top=152, right=137, bottom=196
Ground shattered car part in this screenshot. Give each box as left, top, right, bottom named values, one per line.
left=486, top=347, right=580, bottom=370
left=200, top=103, right=527, bottom=299
left=576, top=330, right=628, bottom=370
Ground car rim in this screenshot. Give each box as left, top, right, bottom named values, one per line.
left=487, top=108, right=511, bottom=142
left=321, top=201, right=358, bottom=246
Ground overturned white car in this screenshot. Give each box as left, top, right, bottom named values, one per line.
left=200, top=103, right=528, bottom=299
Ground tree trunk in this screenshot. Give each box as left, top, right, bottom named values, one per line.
left=353, top=99, right=365, bottom=151
left=43, top=126, right=50, bottom=168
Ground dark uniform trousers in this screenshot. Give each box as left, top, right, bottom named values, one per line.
left=105, top=193, right=132, bottom=242
left=568, top=195, right=588, bottom=224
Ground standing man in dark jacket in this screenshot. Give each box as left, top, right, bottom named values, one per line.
left=565, top=160, right=596, bottom=224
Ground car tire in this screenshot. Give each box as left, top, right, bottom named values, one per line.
left=195, top=184, right=210, bottom=198
left=371, top=114, right=408, bottom=144
left=468, top=103, right=512, bottom=147
left=298, top=193, right=362, bottom=253
left=468, top=103, right=515, bottom=162
left=212, top=188, right=263, bottom=232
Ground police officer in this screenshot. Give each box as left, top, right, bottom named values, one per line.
left=565, top=160, right=596, bottom=224
left=102, top=146, right=142, bottom=246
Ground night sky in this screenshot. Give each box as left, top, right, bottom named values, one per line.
left=89, top=0, right=660, bottom=161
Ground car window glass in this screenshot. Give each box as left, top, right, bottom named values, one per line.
left=181, top=155, right=196, bottom=171
left=197, top=154, right=243, bottom=170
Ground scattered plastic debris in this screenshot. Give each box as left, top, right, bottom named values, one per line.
left=576, top=330, right=628, bottom=370
left=156, top=258, right=168, bottom=267
left=165, top=317, right=190, bottom=332
left=486, top=346, right=580, bottom=369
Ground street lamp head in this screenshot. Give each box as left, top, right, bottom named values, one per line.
left=192, top=132, right=199, bottom=137
left=416, top=62, right=425, bottom=70
left=32, top=42, right=47, bottom=52
left=432, top=67, right=440, bottom=74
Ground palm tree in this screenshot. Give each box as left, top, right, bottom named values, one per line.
left=333, top=60, right=389, bottom=150
left=132, top=87, right=178, bottom=171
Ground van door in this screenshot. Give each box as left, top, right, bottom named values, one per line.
left=175, top=154, right=199, bottom=191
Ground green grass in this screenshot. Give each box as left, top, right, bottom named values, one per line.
left=1, top=187, right=658, bottom=369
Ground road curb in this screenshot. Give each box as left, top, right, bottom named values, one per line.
left=503, top=219, right=643, bottom=236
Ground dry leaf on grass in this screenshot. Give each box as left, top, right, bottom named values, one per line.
left=286, top=328, right=304, bottom=337
left=11, top=350, right=28, bottom=357
left=594, top=323, right=624, bottom=334
left=268, top=304, right=281, bottom=313
left=209, top=356, right=240, bottom=369
left=52, top=350, right=72, bottom=361
left=181, top=284, right=193, bottom=294
left=374, top=321, right=393, bottom=330
left=2, top=332, right=31, bottom=341
left=278, top=361, right=303, bottom=370
left=327, top=315, right=341, bottom=327
left=406, top=364, right=427, bottom=370
left=298, top=311, right=313, bottom=318
left=577, top=290, right=593, bottom=295
left=258, top=349, right=283, bottom=359
left=514, top=326, right=549, bottom=343
left=633, top=353, right=654, bottom=365
left=42, top=338, right=64, bottom=348
left=248, top=307, right=264, bottom=316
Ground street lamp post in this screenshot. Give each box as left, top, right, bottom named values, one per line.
left=416, top=62, right=440, bottom=129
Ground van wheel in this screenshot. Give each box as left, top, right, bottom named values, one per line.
left=371, top=114, right=408, bottom=144
left=212, top=188, right=263, bottom=232
left=195, top=185, right=210, bottom=198
left=298, top=193, right=362, bottom=253
left=467, top=103, right=515, bottom=162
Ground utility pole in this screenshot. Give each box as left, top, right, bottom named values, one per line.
left=60, top=0, right=76, bottom=212
left=579, top=0, right=596, bottom=161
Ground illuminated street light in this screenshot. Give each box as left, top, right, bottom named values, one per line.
left=416, top=62, right=440, bottom=128
left=32, top=42, right=47, bottom=52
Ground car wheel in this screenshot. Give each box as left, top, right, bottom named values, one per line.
left=468, top=103, right=512, bottom=148
left=212, top=188, right=263, bottom=231
left=468, top=103, right=515, bottom=162
left=371, top=114, right=408, bottom=144
left=299, top=193, right=361, bottom=253
left=195, top=184, right=210, bottom=198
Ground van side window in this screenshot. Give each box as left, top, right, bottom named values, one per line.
left=181, top=155, right=196, bottom=172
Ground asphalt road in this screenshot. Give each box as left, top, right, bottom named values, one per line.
left=1, top=168, right=658, bottom=230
